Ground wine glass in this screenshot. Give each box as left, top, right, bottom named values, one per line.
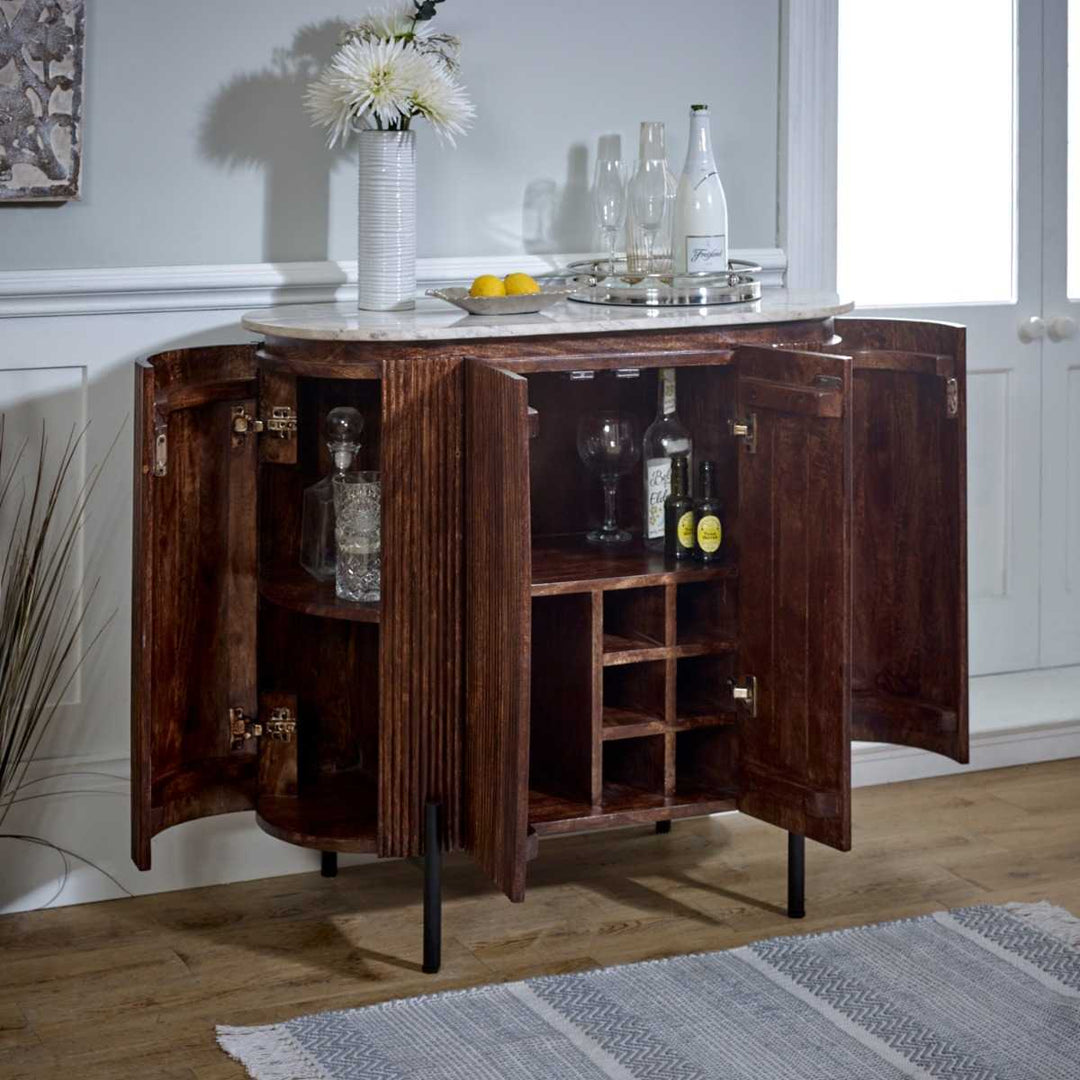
left=576, top=411, right=641, bottom=545
left=593, top=152, right=626, bottom=284
left=629, top=158, right=668, bottom=291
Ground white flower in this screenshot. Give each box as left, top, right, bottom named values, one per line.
left=307, top=32, right=474, bottom=148
left=408, top=54, right=475, bottom=145
left=359, top=3, right=420, bottom=40
left=306, top=38, right=416, bottom=147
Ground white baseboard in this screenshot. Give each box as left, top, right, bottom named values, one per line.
left=852, top=719, right=1080, bottom=788
left=0, top=248, right=788, bottom=319
left=7, top=665, right=1077, bottom=913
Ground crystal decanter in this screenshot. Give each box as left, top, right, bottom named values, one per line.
left=300, top=406, right=364, bottom=581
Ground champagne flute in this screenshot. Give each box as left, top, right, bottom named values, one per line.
left=577, top=411, right=641, bottom=545
left=593, top=152, right=626, bottom=284
left=629, top=158, right=668, bottom=292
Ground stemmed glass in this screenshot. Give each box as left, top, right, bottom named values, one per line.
left=593, top=148, right=626, bottom=285
left=577, top=412, right=641, bottom=545
left=629, top=158, right=668, bottom=291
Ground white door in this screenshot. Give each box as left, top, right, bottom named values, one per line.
left=838, top=0, right=1044, bottom=676
left=1040, top=0, right=1080, bottom=667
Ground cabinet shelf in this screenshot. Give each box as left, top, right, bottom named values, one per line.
left=532, top=536, right=736, bottom=597
left=255, top=770, right=378, bottom=853
left=601, top=705, right=666, bottom=740
left=528, top=784, right=736, bottom=837
left=259, top=563, right=380, bottom=623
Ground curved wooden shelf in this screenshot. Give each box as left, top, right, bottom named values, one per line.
left=531, top=536, right=737, bottom=596
left=255, top=771, right=379, bottom=853
left=259, top=563, right=380, bottom=623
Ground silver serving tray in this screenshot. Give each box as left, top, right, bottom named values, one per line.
left=559, top=258, right=762, bottom=307
left=426, top=285, right=573, bottom=316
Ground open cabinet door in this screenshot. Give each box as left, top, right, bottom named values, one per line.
left=734, top=346, right=853, bottom=851
left=464, top=360, right=532, bottom=901
left=837, top=317, right=968, bottom=763
left=131, top=346, right=259, bottom=870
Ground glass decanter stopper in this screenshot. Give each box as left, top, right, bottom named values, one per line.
left=300, top=406, right=364, bottom=581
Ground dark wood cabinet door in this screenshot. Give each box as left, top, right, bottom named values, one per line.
left=734, top=346, right=853, bottom=851
left=838, top=317, right=969, bottom=763
left=464, top=360, right=532, bottom=901
left=131, top=346, right=260, bottom=870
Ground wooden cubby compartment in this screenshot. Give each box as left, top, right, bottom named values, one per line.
left=603, top=660, right=667, bottom=739
left=676, top=580, right=736, bottom=652
left=254, top=374, right=384, bottom=851
left=675, top=727, right=736, bottom=801
left=603, top=734, right=666, bottom=806
left=675, top=655, right=737, bottom=730
left=529, top=592, right=594, bottom=806
left=603, top=587, right=666, bottom=657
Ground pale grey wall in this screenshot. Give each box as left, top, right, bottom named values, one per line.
left=0, top=0, right=780, bottom=271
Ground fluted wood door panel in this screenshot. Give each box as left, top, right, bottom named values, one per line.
left=378, top=354, right=464, bottom=858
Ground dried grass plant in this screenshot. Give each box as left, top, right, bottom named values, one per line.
left=0, top=419, right=112, bottom=833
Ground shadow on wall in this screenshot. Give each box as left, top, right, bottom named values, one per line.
left=199, top=20, right=351, bottom=266
left=523, top=142, right=594, bottom=254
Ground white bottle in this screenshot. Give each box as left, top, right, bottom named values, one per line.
left=672, top=105, right=729, bottom=276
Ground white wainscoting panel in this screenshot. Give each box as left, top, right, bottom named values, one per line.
left=1040, top=354, right=1080, bottom=666
left=966, top=348, right=1042, bottom=674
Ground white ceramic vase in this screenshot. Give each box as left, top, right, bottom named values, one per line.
left=357, top=129, right=416, bottom=311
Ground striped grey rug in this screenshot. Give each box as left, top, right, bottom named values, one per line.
left=218, top=902, right=1080, bottom=1079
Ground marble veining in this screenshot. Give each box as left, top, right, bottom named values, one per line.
left=242, top=290, right=854, bottom=343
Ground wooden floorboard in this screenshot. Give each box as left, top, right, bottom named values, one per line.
left=0, top=759, right=1077, bottom=1078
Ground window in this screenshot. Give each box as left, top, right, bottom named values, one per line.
left=837, top=1, right=1016, bottom=307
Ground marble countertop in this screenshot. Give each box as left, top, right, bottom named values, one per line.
left=242, top=290, right=854, bottom=343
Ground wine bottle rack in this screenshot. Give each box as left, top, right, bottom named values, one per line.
left=527, top=559, right=739, bottom=837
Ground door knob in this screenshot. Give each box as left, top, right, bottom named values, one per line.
left=1018, top=316, right=1045, bottom=343
left=1047, top=316, right=1078, bottom=342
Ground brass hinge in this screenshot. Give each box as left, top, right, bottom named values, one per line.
left=729, top=412, right=758, bottom=454
left=229, top=705, right=296, bottom=750
left=231, top=405, right=298, bottom=439
left=944, top=377, right=959, bottom=418
left=732, top=675, right=758, bottom=718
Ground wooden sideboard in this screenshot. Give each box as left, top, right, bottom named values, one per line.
left=130, top=300, right=967, bottom=973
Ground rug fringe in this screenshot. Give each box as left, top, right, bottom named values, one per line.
left=1004, top=901, right=1080, bottom=947
left=217, top=1024, right=326, bottom=1080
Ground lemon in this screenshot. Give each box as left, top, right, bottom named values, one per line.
left=469, top=274, right=506, bottom=298
left=504, top=272, right=541, bottom=296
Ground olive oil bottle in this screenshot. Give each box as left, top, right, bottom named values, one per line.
left=694, top=460, right=723, bottom=563
left=664, top=454, right=695, bottom=560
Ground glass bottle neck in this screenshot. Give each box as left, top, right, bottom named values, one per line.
left=699, top=466, right=715, bottom=499
left=638, top=121, right=667, bottom=163
left=687, top=111, right=715, bottom=164
left=330, top=444, right=359, bottom=473
left=671, top=458, right=688, bottom=496
left=657, top=368, right=677, bottom=417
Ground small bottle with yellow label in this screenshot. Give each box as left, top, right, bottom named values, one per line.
left=664, top=453, right=695, bottom=560
left=694, top=459, right=723, bottom=563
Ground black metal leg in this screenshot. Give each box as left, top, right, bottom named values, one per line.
left=321, top=851, right=338, bottom=878
left=655, top=820, right=672, bottom=834
left=787, top=832, right=805, bottom=919
left=423, top=801, right=442, bottom=974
